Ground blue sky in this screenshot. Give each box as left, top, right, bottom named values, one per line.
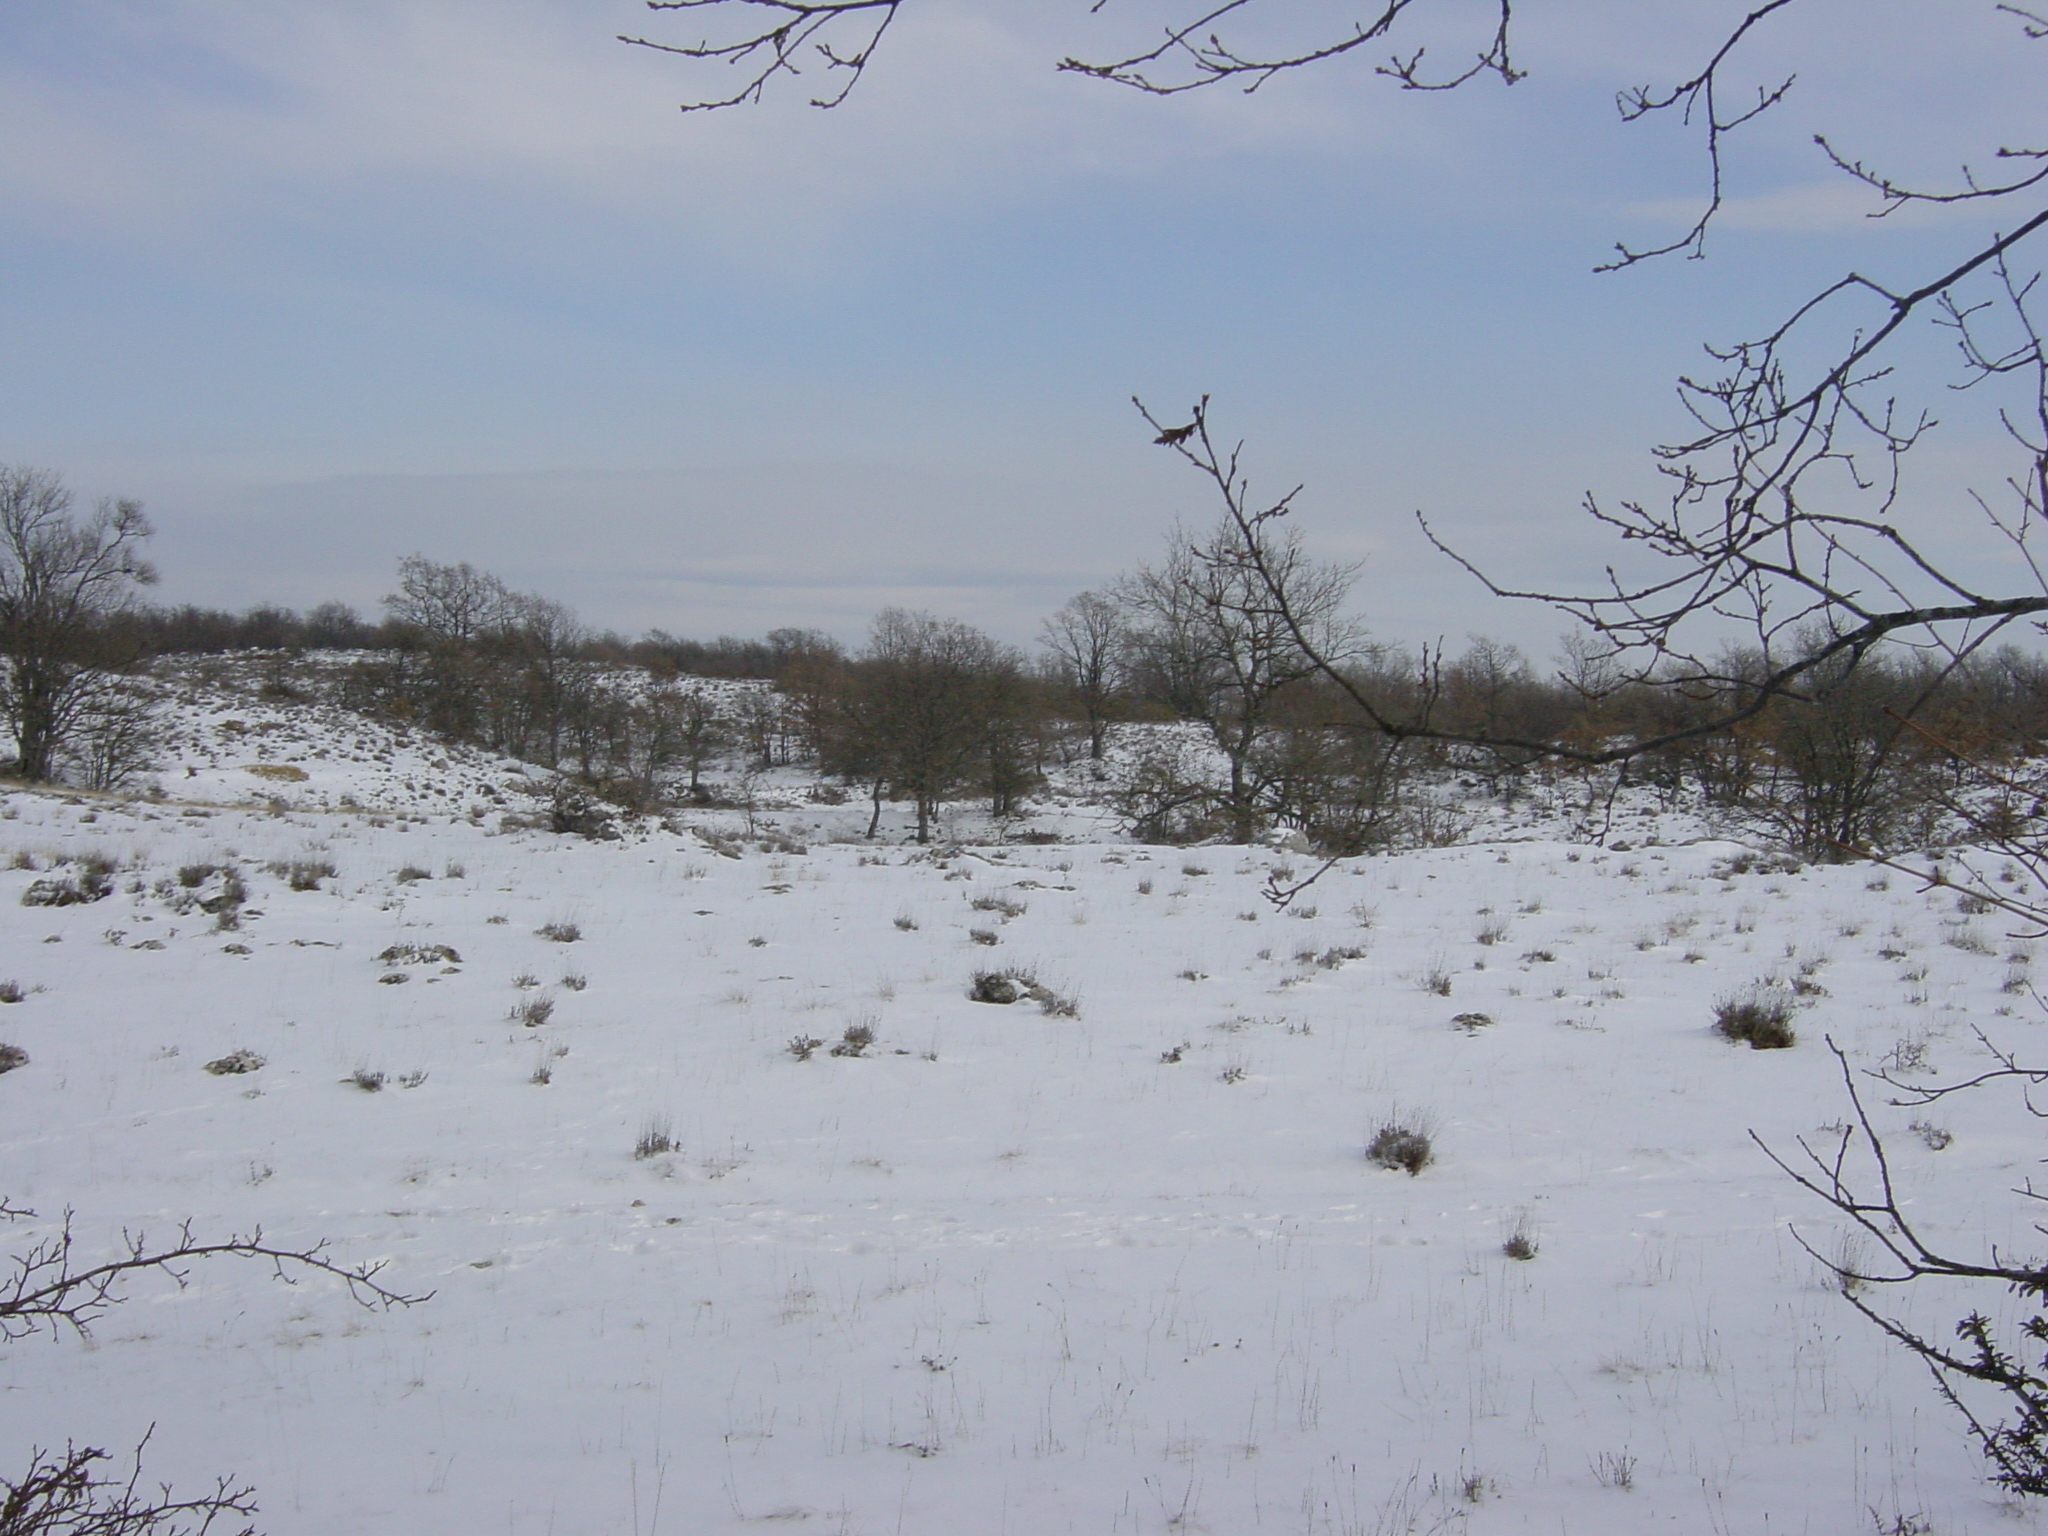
left=0, top=1, right=2036, bottom=653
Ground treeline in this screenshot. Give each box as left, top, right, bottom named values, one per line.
left=127, top=542, right=2048, bottom=857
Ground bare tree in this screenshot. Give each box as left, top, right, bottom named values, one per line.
left=0, top=468, right=158, bottom=785
left=1116, top=517, right=1359, bottom=843
left=840, top=608, right=1023, bottom=842
left=1038, top=589, right=1127, bottom=762
left=382, top=556, right=511, bottom=649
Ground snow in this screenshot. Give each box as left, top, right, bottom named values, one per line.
left=6, top=688, right=2048, bottom=1533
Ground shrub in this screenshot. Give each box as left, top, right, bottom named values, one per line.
left=893, top=912, right=918, bottom=931
left=969, top=894, right=1028, bottom=918
left=634, top=1115, right=678, bottom=1159
left=268, top=857, right=337, bottom=891
left=1038, top=988, right=1080, bottom=1019
left=1502, top=1222, right=1538, bottom=1261
left=1713, top=986, right=1797, bottom=1049
left=968, top=928, right=999, bottom=946
left=559, top=971, right=587, bottom=992
left=1367, top=1121, right=1434, bottom=1176
left=1451, top=1012, right=1494, bottom=1033
left=510, top=995, right=555, bottom=1028
left=0, top=981, right=22, bottom=1005
left=787, top=1034, right=824, bottom=1061
left=21, top=859, right=115, bottom=907
left=970, top=970, right=1023, bottom=1004
left=349, top=1066, right=387, bottom=1092
left=176, top=863, right=219, bottom=889
left=830, top=1020, right=877, bottom=1058
left=536, top=921, right=582, bottom=943
left=203, top=1050, right=265, bottom=1076
left=0, top=1043, right=26, bottom=1075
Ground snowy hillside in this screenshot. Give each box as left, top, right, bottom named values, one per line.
left=4, top=682, right=2047, bottom=1533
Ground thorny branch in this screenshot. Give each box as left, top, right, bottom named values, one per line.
left=1757, top=1042, right=2048, bottom=1495
left=0, top=1434, right=256, bottom=1536
left=1055, top=0, right=1519, bottom=97
left=0, top=1203, right=429, bottom=1343
left=622, top=0, right=900, bottom=110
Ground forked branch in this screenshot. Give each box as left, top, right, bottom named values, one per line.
left=0, top=1204, right=429, bottom=1343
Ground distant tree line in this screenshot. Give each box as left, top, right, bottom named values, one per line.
left=5, top=465, right=2048, bottom=854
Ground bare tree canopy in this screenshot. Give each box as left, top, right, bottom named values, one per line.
left=0, top=466, right=158, bottom=784
left=627, top=4, right=2048, bottom=761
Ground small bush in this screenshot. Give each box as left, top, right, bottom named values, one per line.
left=634, top=1115, right=678, bottom=1159
left=830, top=1020, right=877, bottom=1058
left=177, top=863, right=220, bottom=889
left=1713, top=986, right=1797, bottom=1049
left=787, top=1034, right=824, bottom=1061
left=204, top=1049, right=265, bottom=1076
left=349, top=1066, right=387, bottom=1092
left=537, top=920, right=582, bottom=943
left=1451, top=1012, right=1494, bottom=1033
left=510, top=995, right=555, bottom=1028
left=968, top=928, right=999, bottom=946
left=893, top=912, right=918, bottom=931
left=0, top=981, right=22, bottom=1005
left=970, top=970, right=1024, bottom=1005
left=559, top=971, right=587, bottom=992
left=969, top=894, right=1028, bottom=918
left=1502, top=1222, right=1538, bottom=1261
left=1367, top=1121, right=1434, bottom=1176
left=394, top=864, right=431, bottom=883
left=0, top=1042, right=26, bottom=1074
left=530, top=1056, right=554, bottom=1085
left=1037, top=988, right=1080, bottom=1019
left=1159, top=1042, right=1188, bottom=1063
left=1475, top=918, right=1510, bottom=946
left=21, top=860, right=115, bottom=907
left=1912, top=1119, right=1954, bottom=1151
left=270, top=858, right=337, bottom=891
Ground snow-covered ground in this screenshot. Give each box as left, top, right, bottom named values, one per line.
left=7, top=685, right=2048, bottom=1533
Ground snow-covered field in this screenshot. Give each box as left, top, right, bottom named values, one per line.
left=7, top=697, right=2048, bottom=1532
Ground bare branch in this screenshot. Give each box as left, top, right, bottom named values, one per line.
left=1, top=1209, right=430, bottom=1343
left=1, top=1432, right=257, bottom=1536
left=622, top=0, right=900, bottom=110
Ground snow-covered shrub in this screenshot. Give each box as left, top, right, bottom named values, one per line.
left=1367, top=1121, right=1434, bottom=1176
left=0, top=1043, right=25, bottom=1074
left=21, top=857, right=114, bottom=907
left=1712, top=986, right=1797, bottom=1049
left=203, top=1050, right=264, bottom=1076
left=829, top=1020, right=876, bottom=1058
left=510, top=995, right=555, bottom=1028
left=634, top=1115, right=677, bottom=1159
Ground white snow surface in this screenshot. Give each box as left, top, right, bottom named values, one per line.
left=6, top=694, right=2048, bottom=1532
